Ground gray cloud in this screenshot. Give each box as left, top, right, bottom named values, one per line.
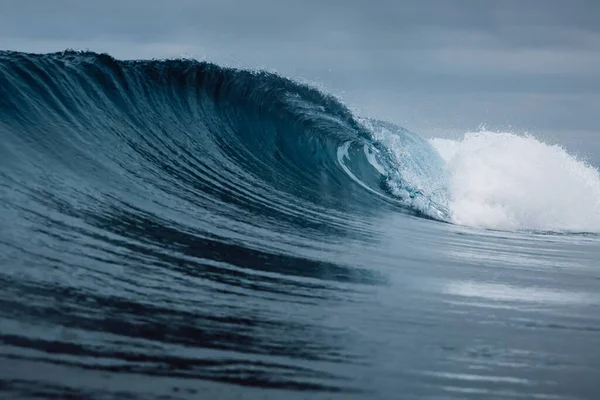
left=1, top=0, right=599, bottom=162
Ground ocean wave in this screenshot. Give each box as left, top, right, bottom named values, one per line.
left=2, top=50, right=600, bottom=398
left=0, top=50, right=448, bottom=228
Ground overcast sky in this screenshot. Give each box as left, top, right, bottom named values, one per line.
left=1, top=0, right=599, bottom=160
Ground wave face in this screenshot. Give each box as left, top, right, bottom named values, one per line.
left=0, top=50, right=448, bottom=222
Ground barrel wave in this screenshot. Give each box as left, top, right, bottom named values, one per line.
left=0, top=50, right=449, bottom=224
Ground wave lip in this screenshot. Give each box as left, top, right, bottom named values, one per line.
left=431, top=131, right=600, bottom=233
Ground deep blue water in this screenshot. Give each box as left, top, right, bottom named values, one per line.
left=1, top=51, right=599, bottom=399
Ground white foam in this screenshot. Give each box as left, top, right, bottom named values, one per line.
left=430, top=131, right=600, bottom=232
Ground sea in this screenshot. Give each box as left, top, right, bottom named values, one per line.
left=1, top=50, right=599, bottom=399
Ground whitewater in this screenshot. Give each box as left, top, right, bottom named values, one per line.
left=1, top=51, right=599, bottom=400
left=431, top=132, right=600, bottom=232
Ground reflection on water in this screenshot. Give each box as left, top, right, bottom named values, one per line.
left=444, top=281, right=598, bottom=306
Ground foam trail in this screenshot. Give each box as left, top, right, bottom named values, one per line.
left=430, top=132, right=600, bottom=232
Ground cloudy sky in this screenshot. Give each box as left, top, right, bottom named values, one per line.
left=1, top=0, right=599, bottom=160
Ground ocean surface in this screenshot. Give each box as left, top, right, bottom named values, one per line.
left=1, top=51, right=600, bottom=399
